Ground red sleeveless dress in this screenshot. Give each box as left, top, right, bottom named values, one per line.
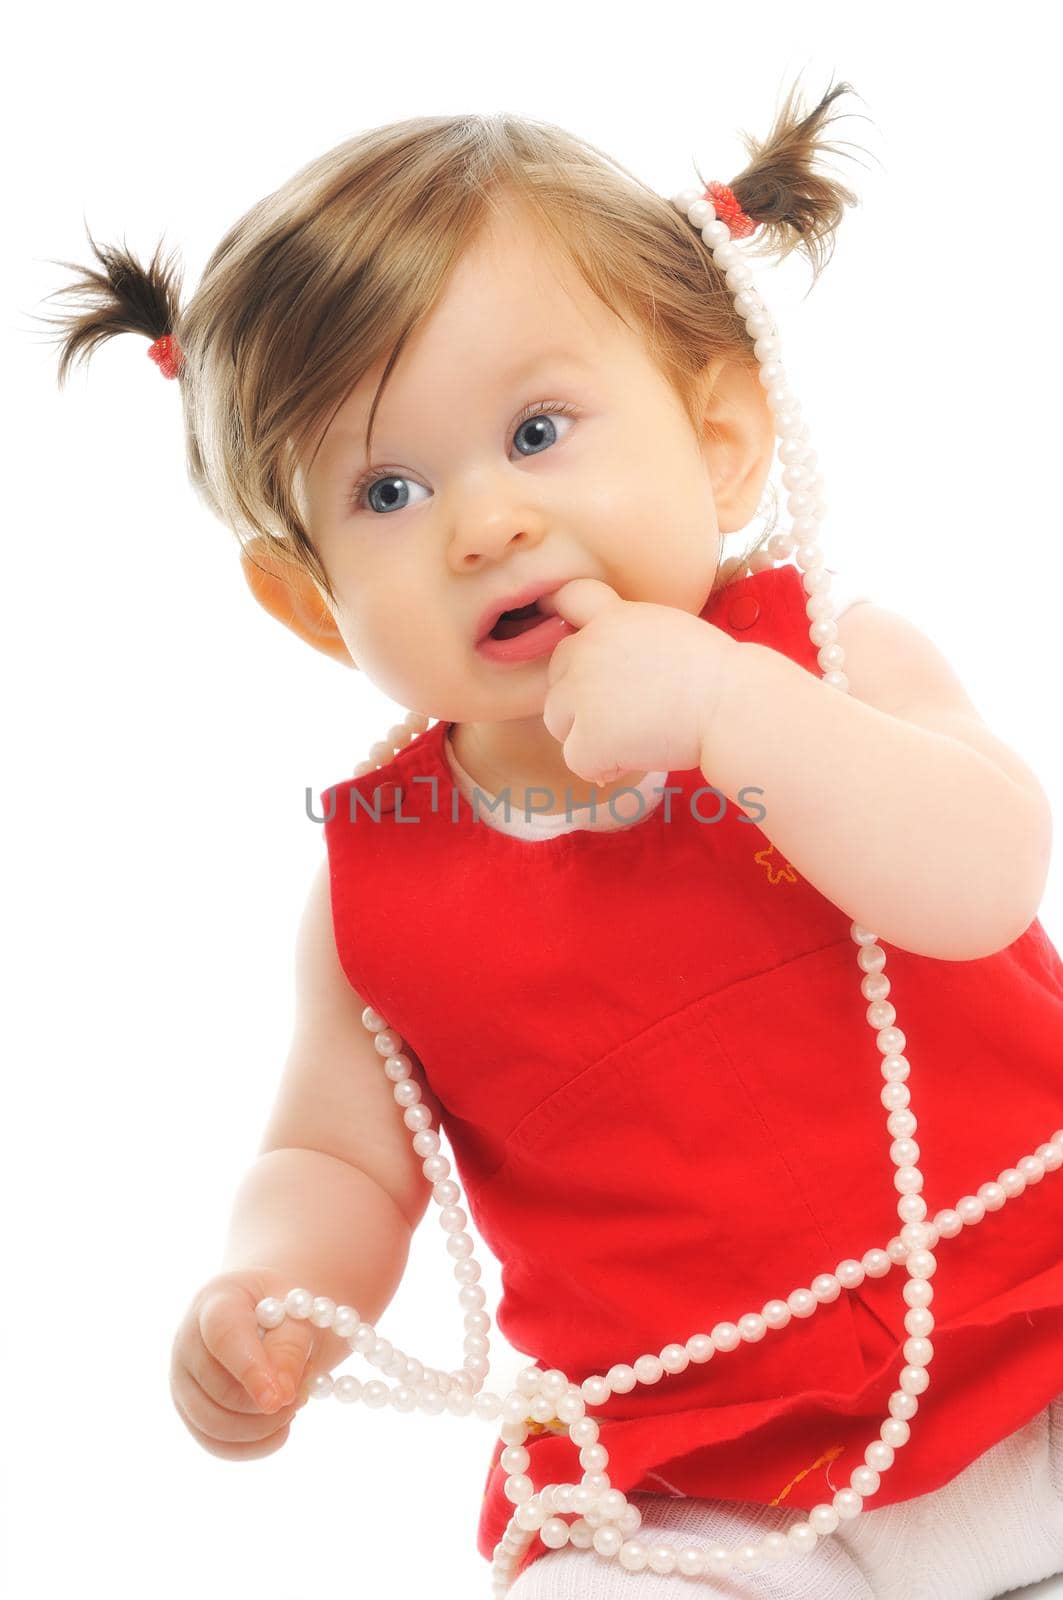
left=319, top=564, right=1063, bottom=1581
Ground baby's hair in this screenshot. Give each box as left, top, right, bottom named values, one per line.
left=39, top=72, right=872, bottom=612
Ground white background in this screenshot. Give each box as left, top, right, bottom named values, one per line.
left=5, top=4, right=1062, bottom=1596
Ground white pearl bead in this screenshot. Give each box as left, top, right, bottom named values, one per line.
left=907, top=1249, right=937, bottom=1279
left=735, top=1541, right=766, bottom=1571
left=255, top=1296, right=285, bottom=1329
left=539, top=1515, right=571, bottom=1550
left=788, top=1522, right=818, bottom=1552
left=738, top=1313, right=768, bottom=1341
left=787, top=1289, right=816, bottom=1318
left=647, top=1542, right=677, bottom=1574
left=634, top=1354, right=664, bottom=1384
left=710, top=1321, right=741, bottom=1351
left=333, top=1305, right=359, bottom=1337
left=285, top=1287, right=314, bottom=1319
left=677, top=1545, right=705, bottom=1575
left=540, top=1368, right=568, bottom=1399
left=1038, top=1142, right=1063, bottom=1171
left=850, top=1466, right=880, bottom=1497
left=811, top=1274, right=841, bottom=1303
left=835, top=1260, right=865, bottom=1289
left=903, top=1277, right=934, bottom=1308
left=809, top=1502, right=840, bottom=1534
left=685, top=1334, right=715, bottom=1362
left=762, top=1299, right=792, bottom=1329
left=765, top=1523, right=787, bottom=1561
left=659, top=1342, right=690, bottom=1372
left=979, top=1181, right=1007, bottom=1211
left=619, top=1540, right=649, bottom=1571
left=310, top=1296, right=336, bottom=1328
left=881, top=1417, right=910, bottom=1447
left=514, top=1499, right=545, bottom=1531
left=833, top=1489, right=864, bottom=1520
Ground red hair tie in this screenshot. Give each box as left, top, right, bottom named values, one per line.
left=147, top=332, right=184, bottom=380
left=704, top=181, right=758, bottom=239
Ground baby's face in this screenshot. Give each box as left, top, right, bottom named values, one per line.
left=303, top=195, right=726, bottom=723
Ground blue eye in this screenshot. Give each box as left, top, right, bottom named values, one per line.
left=347, top=399, right=579, bottom=515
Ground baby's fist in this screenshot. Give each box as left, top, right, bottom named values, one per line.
left=170, top=1270, right=317, bottom=1461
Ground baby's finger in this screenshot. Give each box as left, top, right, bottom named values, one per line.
left=174, top=1360, right=305, bottom=1444
left=198, top=1285, right=290, bottom=1409
left=181, top=1330, right=269, bottom=1414
left=260, top=1316, right=318, bottom=1403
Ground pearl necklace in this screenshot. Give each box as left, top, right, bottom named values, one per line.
left=256, top=186, right=1063, bottom=1592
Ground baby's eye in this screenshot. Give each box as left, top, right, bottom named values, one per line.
left=347, top=400, right=579, bottom=516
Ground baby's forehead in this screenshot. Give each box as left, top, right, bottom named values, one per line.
left=305, top=208, right=636, bottom=471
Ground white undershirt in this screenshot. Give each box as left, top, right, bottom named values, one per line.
left=443, top=567, right=870, bottom=842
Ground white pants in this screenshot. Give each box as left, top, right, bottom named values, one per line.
left=506, top=1395, right=1063, bottom=1599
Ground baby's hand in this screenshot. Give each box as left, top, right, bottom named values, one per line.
left=541, top=579, right=737, bottom=785
left=170, top=1269, right=322, bottom=1461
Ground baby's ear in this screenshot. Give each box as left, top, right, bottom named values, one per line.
left=239, top=537, right=357, bottom=668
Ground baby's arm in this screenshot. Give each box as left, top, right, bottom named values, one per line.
left=220, top=858, right=442, bottom=1375
left=700, top=602, right=1051, bottom=961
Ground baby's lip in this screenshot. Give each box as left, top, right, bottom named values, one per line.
left=475, top=578, right=569, bottom=641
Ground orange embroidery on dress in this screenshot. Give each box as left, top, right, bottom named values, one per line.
left=768, top=1442, right=845, bottom=1507
left=754, top=843, right=799, bottom=885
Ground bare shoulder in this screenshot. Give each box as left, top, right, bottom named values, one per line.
left=834, top=601, right=1050, bottom=808
left=833, top=600, right=981, bottom=720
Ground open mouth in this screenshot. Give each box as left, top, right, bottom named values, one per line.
left=488, top=600, right=547, bottom=640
